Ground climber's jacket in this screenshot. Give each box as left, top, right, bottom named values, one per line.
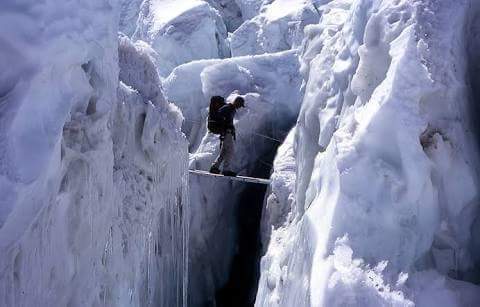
left=217, top=103, right=237, bottom=132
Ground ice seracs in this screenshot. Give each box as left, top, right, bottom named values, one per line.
left=0, top=2, right=188, bottom=306
left=120, top=0, right=144, bottom=36
left=2, top=0, right=480, bottom=305
left=256, top=0, right=480, bottom=306
left=133, top=0, right=230, bottom=78
left=205, top=0, right=244, bottom=32
left=229, top=0, right=320, bottom=57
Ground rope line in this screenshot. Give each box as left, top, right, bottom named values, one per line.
left=183, top=119, right=285, bottom=143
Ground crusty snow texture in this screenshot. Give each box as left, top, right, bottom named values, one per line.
left=0, top=2, right=188, bottom=307
left=256, top=0, right=480, bottom=306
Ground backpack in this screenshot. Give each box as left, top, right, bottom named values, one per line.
left=207, top=96, right=227, bottom=134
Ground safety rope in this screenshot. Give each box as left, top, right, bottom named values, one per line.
left=184, top=119, right=285, bottom=143
left=247, top=131, right=283, bottom=143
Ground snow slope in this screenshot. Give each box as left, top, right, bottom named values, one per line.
left=0, top=2, right=188, bottom=306
left=257, top=0, right=480, bottom=306
left=133, top=0, right=230, bottom=78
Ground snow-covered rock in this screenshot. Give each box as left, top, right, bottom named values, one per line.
left=257, top=0, right=480, bottom=306
left=133, top=0, right=231, bottom=78
left=0, top=2, right=188, bottom=306
left=229, top=0, right=320, bottom=56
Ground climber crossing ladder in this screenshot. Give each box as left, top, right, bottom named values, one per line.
left=189, top=170, right=271, bottom=185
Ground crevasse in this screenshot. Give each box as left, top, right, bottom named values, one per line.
left=3, top=0, right=480, bottom=306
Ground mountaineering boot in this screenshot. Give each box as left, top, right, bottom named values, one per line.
left=209, top=165, right=220, bottom=174
left=222, top=170, right=237, bottom=177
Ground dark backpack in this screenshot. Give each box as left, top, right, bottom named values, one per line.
left=207, top=96, right=227, bottom=134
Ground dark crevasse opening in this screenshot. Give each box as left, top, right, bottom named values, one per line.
left=214, top=146, right=278, bottom=307
left=467, top=4, right=480, bottom=284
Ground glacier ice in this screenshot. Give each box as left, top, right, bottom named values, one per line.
left=133, top=0, right=231, bottom=78
left=0, top=2, right=188, bottom=306
left=229, top=0, right=320, bottom=57
left=256, top=0, right=480, bottom=306
left=120, top=0, right=145, bottom=36
left=3, top=0, right=480, bottom=306
left=205, top=0, right=244, bottom=32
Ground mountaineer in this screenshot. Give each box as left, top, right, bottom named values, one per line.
left=207, top=95, right=245, bottom=176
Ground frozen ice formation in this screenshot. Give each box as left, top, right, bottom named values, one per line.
left=120, top=0, right=145, bottom=36
left=2, top=0, right=480, bottom=306
left=133, top=0, right=231, bottom=78
left=0, top=1, right=188, bottom=306
left=229, top=0, right=321, bottom=56
left=256, top=0, right=480, bottom=306
left=205, top=0, right=244, bottom=32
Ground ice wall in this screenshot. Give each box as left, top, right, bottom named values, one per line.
left=468, top=0, right=480, bottom=278
left=0, top=2, right=188, bottom=306
left=257, top=0, right=480, bottom=306
left=229, top=0, right=320, bottom=57
left=205, top=0, right=244, bottom=32
left=133, top=0, right=230, bottom=78
left=120, top=0, right=145, bottom=36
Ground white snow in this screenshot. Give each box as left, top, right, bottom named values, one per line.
left=229, top=0, right=320, bottom=56
left=3, top=0, right=480, bottom=306
left=133, top=0, right=230, bottom=78
left=0, top=2, right=188, bottom=306
left=257, top=0, right=480, bottom=306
